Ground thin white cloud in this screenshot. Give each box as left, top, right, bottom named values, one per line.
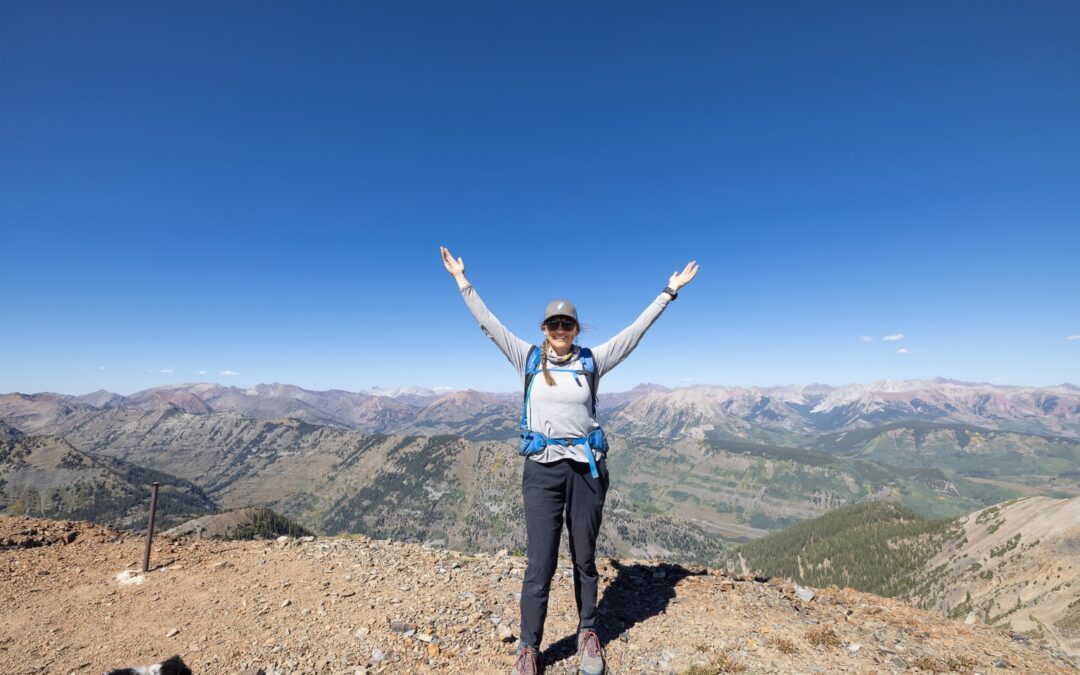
left=197, top=370, right=208, bottom=375
left=221, top=370, right=239, bottom=376
left=882, top=333, right=905, bottom=341
left=1068, top=335, right=1080, bottom=341
left=432, top=385, right=457, bottom=391
left=681, top=377, right=700, bottom=382
left=98, top=366, right=106, bottom=371
left=859, top=336, right=873, bottom=342
left=897, top=348, right=910, bottom=355
left=160, top=368, right=175, bottom=374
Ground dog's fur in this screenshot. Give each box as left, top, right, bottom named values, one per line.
left=104, top=654, right=192, bottom=675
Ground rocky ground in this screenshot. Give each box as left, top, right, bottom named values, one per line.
left=1, top=515, right=1076, bottom=675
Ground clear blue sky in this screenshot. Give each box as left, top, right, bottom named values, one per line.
left=2, top=1, right=1078, bottom=395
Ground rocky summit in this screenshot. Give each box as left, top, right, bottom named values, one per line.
left=1, top=515, right=1075, bottom=674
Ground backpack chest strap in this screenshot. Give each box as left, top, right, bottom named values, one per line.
left=522, top=346, right=598, bottom=419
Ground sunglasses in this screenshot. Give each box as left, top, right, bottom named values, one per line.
left=544, top=319, right=578, bottom=331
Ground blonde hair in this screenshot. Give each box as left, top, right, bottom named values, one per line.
left=540, top=338, right=556, bottom=386
left=539, top=324, right=581, bottom=386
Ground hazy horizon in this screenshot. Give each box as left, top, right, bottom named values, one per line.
left=4, top=375, right=1078, bottom=401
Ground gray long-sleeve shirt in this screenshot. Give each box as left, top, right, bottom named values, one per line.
left=459, top=284, right=672, bottom=464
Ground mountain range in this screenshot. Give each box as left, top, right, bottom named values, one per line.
left=2, top=378, right=1078, bottom=558
left=3, top=378, right=1078, bottom=441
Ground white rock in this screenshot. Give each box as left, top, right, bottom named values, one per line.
left=115, top=570, right=146, bottom=586
left=498, top=625, right=515, bottom=642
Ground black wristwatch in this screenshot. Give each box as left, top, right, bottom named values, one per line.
left=663, top=286, right=678, bottom=300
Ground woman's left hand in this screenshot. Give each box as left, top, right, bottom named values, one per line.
left=668, top=260, right=699, bottom=291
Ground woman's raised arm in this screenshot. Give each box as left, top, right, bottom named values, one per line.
left=592, top=260, right=698, bottom=378
left=441, top=246, right=533, bottom=378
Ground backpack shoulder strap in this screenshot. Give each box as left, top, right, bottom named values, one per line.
left=578, top=347, right=599, bottom=417
left=577, top=346, right=595, bottom=373
left=521, top=345, right=541, bottom=431
left=524, top=345, right=542, bottom=390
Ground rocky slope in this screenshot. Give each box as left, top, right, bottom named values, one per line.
left=919, top=496, right=1080, bottom=659
left=728, top=497, right=1080, bottom=660
left=0, top=421, right=23, bottom=440
left=1, top=514, right=1076, bottom=674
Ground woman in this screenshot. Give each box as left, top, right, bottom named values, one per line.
left=440, top=246, right=698, bottom=675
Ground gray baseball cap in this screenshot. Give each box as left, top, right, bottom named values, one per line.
left=541, top=298, right=578, bottom=324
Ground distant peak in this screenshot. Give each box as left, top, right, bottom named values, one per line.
left=630, top=383, right=671, bottom=392
left=368, top=386, right=438, bottom=398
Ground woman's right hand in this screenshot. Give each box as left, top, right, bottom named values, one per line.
left=440, top=246, right=466, bottom=278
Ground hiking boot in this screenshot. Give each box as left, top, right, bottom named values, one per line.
left=511, top=643, right=540, bottom=675
left=577, top=629, right=605, bottom=675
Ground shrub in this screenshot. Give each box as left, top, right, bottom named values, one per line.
left=805, top=626, right=841, bottom=648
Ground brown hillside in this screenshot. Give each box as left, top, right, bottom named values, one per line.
left=0, top=515, right=1074, bottom=674
left=923, top=496, right=1080, bottom=658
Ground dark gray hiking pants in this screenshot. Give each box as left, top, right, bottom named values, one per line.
left=519, top=456, right=609, bottom=648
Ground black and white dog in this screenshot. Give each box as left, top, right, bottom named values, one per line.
left=104, top=654, right=192, bottom=675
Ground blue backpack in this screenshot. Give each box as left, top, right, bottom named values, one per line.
left=518, top=345, right=608, bottom=478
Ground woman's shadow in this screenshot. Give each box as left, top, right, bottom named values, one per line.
left=541, top=559, right=701, bottom=667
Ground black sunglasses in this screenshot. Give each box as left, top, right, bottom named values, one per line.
left=544, top=319, right=577, bottom=331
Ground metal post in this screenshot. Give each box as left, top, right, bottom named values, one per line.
left=142, top=482, right=160, bottom=573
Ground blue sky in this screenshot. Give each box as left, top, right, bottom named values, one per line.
left=1, top=1, right=1078, bottom=395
